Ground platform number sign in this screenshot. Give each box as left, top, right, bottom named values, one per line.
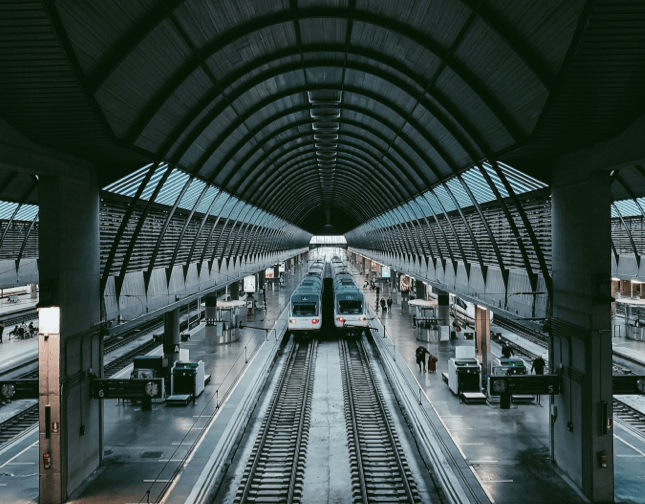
left=488, top=375, right=560, bottom=396
left=92, top=378, right=163, bottom=399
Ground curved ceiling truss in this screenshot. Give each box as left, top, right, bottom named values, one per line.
left=48, top=0, right=588, bottom=231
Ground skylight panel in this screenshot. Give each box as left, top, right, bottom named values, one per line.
left=0, top=201, right=19, bottom=220
left=15, top=205, right=38, bottom=222
left=154, top=169, right=190, bottom=206
left=177, top=179, right=206, bottom=211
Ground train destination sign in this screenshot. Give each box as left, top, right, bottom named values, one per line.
left=0, top=379, right=39, bottom=400
left=488, top=375, right=560, bottom=396
left=92, top=378, right=164, bottom=400
left=612, top=375, right=645, bottom=395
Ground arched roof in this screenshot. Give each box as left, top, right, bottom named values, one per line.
left=1, top=0, right=645, bottom=233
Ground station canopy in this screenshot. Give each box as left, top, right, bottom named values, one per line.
left=1, top=1, right=645, bottom=234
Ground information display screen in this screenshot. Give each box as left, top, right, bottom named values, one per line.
left=92, top=378, right=164, bottom=399
left=381, top=266, right=391, bottom=278
left=488, top=375, right=560, bottom=395
left=244, top=275, right=256, bottom=293
left=265, top=268, right=274, bottom=278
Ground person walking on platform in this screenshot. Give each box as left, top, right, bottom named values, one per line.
left=531, top=355, right=546, bottom=405
left=501, top=342, right=514, bottom=359
left=376, top=286, right=380, bottom=299
left=380, top=298, right=386, bottom=312
left=387, top=297, right=392, bottom=311
left=428, top=353, right=438, bottom=373
left=0, top=321, right=4, bottom=344
left=415, top=345, right=429, bottom=373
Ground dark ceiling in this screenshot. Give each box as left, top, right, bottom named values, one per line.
left=1, top=0, right=645, bottom=233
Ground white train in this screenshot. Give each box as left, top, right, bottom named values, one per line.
left=288, top=266, right=324, bottom=337
left=331, top=257, right=369, bottom=335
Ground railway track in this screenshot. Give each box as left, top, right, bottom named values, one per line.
left=494, top=316, right=548, bottom=348
left=0, top=404, right=38, bottom=445
left=234, top=340, right=317, bottom=504
left=613, top=399, right=645, bottom=436
left=339, top=338, right=420, bottom=504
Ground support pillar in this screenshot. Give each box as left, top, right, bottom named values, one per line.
left=38, top=173, right=101, bottom=504
left=621, top=279, right=630, bottom=297
left=415, top=280, right=425, bottom=300
left=475, top=306, right=491, bottom=378
left=436, top=289, right=450, bottom=326
left=163, top=308, right=180, bottom=370
left=204, top=294, right=217, bottom=353
left=641, top=282, right=645, bottom=299
left=30, top=283, right=38, bottom=299
left=230, top=281, right=239, bottom=300
left=551, top=170, right=613, bottom=502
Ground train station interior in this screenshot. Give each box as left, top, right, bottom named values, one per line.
left=0, top=1, right=645, bottom=503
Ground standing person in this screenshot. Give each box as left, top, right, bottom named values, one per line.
left=531, top=355, right=546, bottom=405
left=428, top=353, right=438, bottom=373
left=376, top=286, right=380, bottom=299
left=415, top=345, right=429, bottom=373
left=387, top=297, right=392, bottom=311
left=501, top=342, right=514, bottom=358
left=380, top=298, right=386, bottom=312
left=0, top=321, right=4, bottom=344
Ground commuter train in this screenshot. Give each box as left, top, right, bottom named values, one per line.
left=288, top=265, right=324, bottom=336
left=331, top=256, right=369, bottom=335
left=449, top=294, right=494, bottom=327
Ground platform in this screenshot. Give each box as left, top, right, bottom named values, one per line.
left=356, top=262, right=645, bottom=504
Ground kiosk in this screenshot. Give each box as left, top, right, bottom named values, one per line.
left=446, top=347, right=486, bottom=403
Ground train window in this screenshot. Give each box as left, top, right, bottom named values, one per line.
left=339, top=300, right=362, bottom=314
left=293, top=303, right=317, bottom=316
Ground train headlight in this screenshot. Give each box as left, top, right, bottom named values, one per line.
left=312, top=319, right=319, bottom=324
left=337, top=317, right=345, bottom=323
left=289, top=319, right=297, bottom=324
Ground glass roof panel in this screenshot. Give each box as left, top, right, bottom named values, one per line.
left=177, top=179, right=206, bottom=211
left=141, top=164, right=171, bottom=201
left=461, top=169, right=496, bottom=204
left=194, top=186, right=220, bottom=215
left=0, top=201, right=19, bottom=220
left=155, top=169, right=190, bottom=206
left=15, top=205, right=38, bottom=222
left=614, top=200, right=640, bottom=218
left=103, top=163, right=152, bottom=196
left=445, top=179, right=471, bottom=208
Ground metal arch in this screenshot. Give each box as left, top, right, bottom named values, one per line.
left=15, top=213, right=39, bottom=273
left=408, top=197, right=445, bottom=264
left=401, top=201, right=435, bottom=261
left=207, top=198, right=246, bottom=268
left=184, top=93, right=427, bottom=198
left=221, top=114, right=419, bottom=196
left=232, top=124, right=420, bottom=204
left=196, top=194, right=235, bottom=268
left=393, top=204, right=424, bottom=259
left=456, top=0, right=556, bottom=90
left=100, top=162, right=159, bottom=296
left=116, top=164, right=173, bottom=297
left=423, top=191, right=462, bottom=267
left=612, top=203, right=641, bottom=267
left=110, top=10, right=524, bottom=147
left=251, top=154, right=404, bottom=215
left=269, top=178, right=380, bottom=226
left=477, top=163, right=537, bottom=289
left=167, top=182, right=211, bottom=279
left=184, top=191, right=230, bottom=270
left=0, top=177, right=38, bottom=254
left=237, top=209, right=271, bottom=259
left=159, top=49, right=485, bottom=165
left=223, top=203, right=256, bottom=259
left=488, top=159, right=552, bottom=295
left=145, top=174, right=195, bottom=287
left=232, top=207, right=261, bottom=259
left=268, top=175, right=381, bottom=226
left=240, top=137, right=409, bottom=207
left=453, top=172, right=508, bottom=284
left=248, top=214, right=280, bottom=257
left=250, top=150, right=407, bottom=214
left=615, top=172, right=645, bottom=219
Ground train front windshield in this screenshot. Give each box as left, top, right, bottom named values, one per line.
left=339, top=300, right=362, bottom=314
left=293, top=303, right=317, bottom=316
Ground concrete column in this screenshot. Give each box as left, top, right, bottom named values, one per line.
left=365, top=259, right=371, bottom=278
left=621, top=279, right=630, bottom=297
left=230, top=281, right=239, bottom=300
left=273, top=266, right=279, bottom=280
left=204, top=294, right=217, bottom=353
left=259, top=269, right=265, bottom=289
left=38, top=173, right=101, bottom=504
left=30, top=282, right=38, bottom=299
left=436, top=289, right=450, bottom=326
left=640, top=282, right=645, bottom=299
left=551, top=170, right=613, bottom=501
left=163, top=308, right=180, bottom=369
left=475, top=306, right=491, bottom=377
left=415, top=280, right=425, bottom=300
